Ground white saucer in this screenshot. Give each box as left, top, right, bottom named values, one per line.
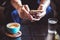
left=5, top=31, right=22, bottom=38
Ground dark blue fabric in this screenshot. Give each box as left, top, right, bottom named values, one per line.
left=46, top=6, right=52, bottom=14
left=11, top=10, right=22, bottom=23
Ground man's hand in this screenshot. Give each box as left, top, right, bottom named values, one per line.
left=35, top=0, right=50, bottom=21
left=18, top=5, right=31, bottom=20
left=36, top=4, right=46, bottom=20
left=29, top=4, right=46, bottom=22
left=30, top=10, right=46, bottom=22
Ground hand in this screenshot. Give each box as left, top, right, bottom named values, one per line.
left=36, top=11, right=46, bottom=19
left=36, top=4, right=46, bottom=20
left=30, top=10, right=46, bottom=22
left=30, top=10, right=41, bottom=21
left=29, top=4, right=46, bottom=22
left=17, top=5, right=32, bottom=20
left=38, top=4, right=46, bottom=11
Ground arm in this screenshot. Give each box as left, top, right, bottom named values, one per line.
left=35, top=0, right=51, bottom=20
left=38, top=0, right=50, bottom=10
left=11, top=0, right=22, bottom=10
left=11, top=0, right=31, bottom=20
left=37, top=0, right=50, bottom=19
left=41, top=0, right=50, bottom=9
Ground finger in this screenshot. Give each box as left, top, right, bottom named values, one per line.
left=38, top=5, right=43, bottom=10
left=32, top=18, right=40, bottom=21
left=24, top=5, right=30, bottom=11
left=30, top=15, right=41, bottom=21
left=36, top=11, right=46, bottom=19
left=22, top=6, right=33, bottom=20
left=38, top=11, right=46, bottom=17
left=22, top=6, right=29, bottom=14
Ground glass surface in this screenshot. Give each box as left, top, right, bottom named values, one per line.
left=48, top=18, right=58, bottom=32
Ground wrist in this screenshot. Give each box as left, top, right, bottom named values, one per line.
left=17, top=5, right=23, bottom=10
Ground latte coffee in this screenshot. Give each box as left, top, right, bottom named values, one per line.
left=6, top=23, right=20, bottom=34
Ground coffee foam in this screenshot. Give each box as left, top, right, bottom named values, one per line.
left=7, top=23, right=20, bottom=28
left=9, top=26, right=17, bottom=28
